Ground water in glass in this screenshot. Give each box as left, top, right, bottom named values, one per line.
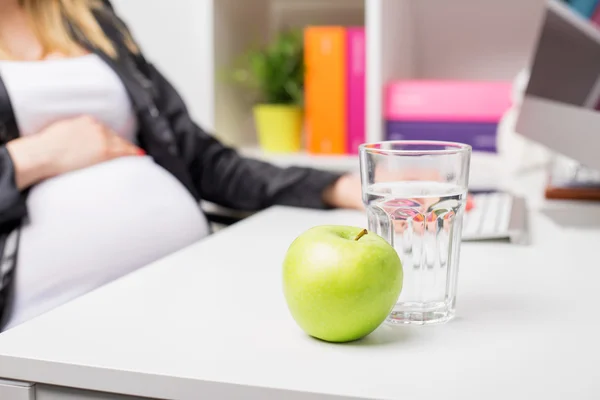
left=365, top=180, right=467, bottom=325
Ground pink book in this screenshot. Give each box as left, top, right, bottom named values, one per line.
left=592, top=4, right=600, bottom=26
left=384, top=80, right=512, bottom=122
left=346, top=27, right=366, bottom=154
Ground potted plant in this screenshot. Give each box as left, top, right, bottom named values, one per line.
left=229, top=29, right=304, bottom=153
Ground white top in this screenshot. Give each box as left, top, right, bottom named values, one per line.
left=0, top=54, right=137, bottom=139
left=0, top=54, right=210, bottom=330
left=0, top=196, right=598, bottom=399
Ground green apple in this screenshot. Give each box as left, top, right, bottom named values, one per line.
left=282, top=225, right=403, bottom=343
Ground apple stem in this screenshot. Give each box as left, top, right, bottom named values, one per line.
left=354, top=229, right=368, bottom=241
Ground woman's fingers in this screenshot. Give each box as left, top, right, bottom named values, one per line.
left=106, top=132, right=143, bottom=159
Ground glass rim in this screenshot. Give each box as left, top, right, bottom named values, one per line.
left=359, top=140, right=472, bottom=156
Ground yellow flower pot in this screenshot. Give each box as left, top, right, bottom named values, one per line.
left=253, top=104, right=303, bottom=153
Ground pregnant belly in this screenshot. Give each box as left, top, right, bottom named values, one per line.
left=23, top=156, right=208, bottom=260
left=12, top=156, right=209, bottom=325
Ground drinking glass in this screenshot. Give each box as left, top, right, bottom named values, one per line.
left=359, top=141, right=471, bottom=325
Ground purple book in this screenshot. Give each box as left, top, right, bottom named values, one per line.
left=385, top=120, right=498, bottom=153
left=346, top=27, right=365, bottom=154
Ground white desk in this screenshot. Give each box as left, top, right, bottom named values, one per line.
left=0, top=174, right=599, bottom=399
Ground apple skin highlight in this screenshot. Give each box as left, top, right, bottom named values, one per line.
left=282, top=225, right=403, bottom=343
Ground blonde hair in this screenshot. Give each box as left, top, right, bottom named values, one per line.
left=0, top=0, right=137, bottom=60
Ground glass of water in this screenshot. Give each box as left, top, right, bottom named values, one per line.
left=359, top=141, right=471, bottom=325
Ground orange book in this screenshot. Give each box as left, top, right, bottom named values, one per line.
left=304, top=26, right=347, bottom=155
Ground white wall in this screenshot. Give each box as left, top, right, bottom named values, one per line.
left=110, top=0, right=215, bottom=133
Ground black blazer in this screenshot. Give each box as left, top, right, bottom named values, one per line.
left=0, top=3, right=342, bottom=328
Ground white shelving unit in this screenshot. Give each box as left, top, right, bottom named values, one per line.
left=367, top=0, right=548, bottom=145
left=116, top=0, right=549, bottom=171
left=213, top=0, right=364, bottom=150
left=214, top=0, right=547, bottom=168
left=240, top=147, right=361, bottom=172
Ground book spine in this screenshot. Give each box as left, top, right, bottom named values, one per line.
left=304, top=26, right=347, bottom=155
left=384, top=81, right=512, bottom=122
left=569, top=0, right=600, bottom=18
left=346, top=27, right=366, bottom=155
left=385, top=120, right=498, bottom=153
left=591, top=1, right=600, bottom=24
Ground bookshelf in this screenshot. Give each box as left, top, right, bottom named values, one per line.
left=218, top=0, right=547, bottom=164
left=213, top=0, right=364, bottom=150
left=367, top=0, right=548, bottom=145
left=116, top=0, right=549, bottom=170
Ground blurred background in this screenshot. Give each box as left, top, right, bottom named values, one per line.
left=112, top=0, right=600, bottom=202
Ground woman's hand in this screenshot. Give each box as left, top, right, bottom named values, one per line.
left=322, top=167, right=443, bottom=210
left=322, top=173, right=364, bottom=210
left=323, top=170, right=475, bottom=228
left=322, top=168, right=450, bottom=211
left=6, top=116, right=143, bottom=189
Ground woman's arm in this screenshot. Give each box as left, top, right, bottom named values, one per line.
left=5, top=137, right=55, bottom=190
left=98, top=1, right=361, bottom=210
left=0, top=117, right=142, bottom=227
left=146, top=63, right=349, bottom=211
left=0, top=145, right=28, bottom=226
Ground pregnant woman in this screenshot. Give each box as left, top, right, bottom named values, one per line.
left=0, top=0, right=363, bottom=331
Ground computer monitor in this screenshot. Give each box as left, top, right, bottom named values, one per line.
left=515, top=0, right=600, bottom=171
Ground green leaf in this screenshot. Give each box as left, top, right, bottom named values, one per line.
left=223, top=29, right=305, bottom=106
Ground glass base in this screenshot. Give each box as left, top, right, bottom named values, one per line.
left=386, top=302, right=455, bottom=326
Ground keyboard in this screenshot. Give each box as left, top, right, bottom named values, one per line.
left=462, top=192, right=529, bottom=243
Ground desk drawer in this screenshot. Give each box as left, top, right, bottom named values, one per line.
left=0, top=379, right=35, bottom=400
